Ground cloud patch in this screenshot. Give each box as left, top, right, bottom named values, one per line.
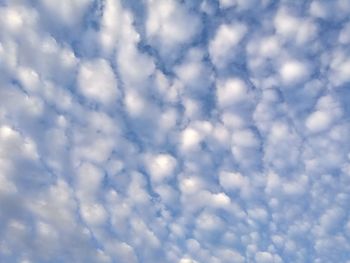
left=0, top=0, right=350, bottom=262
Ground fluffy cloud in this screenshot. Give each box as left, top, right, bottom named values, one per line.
left=1, top=0, right=350, bottom=262
left=77, top=58, right=118, bottom=105
left=145, top=0, right=201, bottom=60
left=145, top=153, right=177, bottom=183
left=209, top=22, right=247, bottom=68
left=279, top=60, right=310, bottom=85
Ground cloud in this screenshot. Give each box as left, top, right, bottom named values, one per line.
left=279, top=60, right=310, bottom=85
left=217, top=78, right=249, bottom=108
left=209, top=23, right=247, bottom=68
left=1, top=0, right=350, bottom=262
left=77, top=58, right=118, bottom=105
left=145, top=153, right=177, bottom=183
left=145, top=0, right=201, bottom=60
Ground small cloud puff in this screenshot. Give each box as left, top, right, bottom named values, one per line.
left=77, top=59, right=118, bottom=105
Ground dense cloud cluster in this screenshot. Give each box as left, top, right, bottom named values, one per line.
left=1, top=0, right=350, bottom=262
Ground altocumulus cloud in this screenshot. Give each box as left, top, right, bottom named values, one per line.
left=1, top=0, right=350, bottom=262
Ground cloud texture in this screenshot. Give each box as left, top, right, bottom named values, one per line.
left=1, top=0, right=350, bottom=262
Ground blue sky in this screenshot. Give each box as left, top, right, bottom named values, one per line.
left=1, top=0, right=350, bottom=262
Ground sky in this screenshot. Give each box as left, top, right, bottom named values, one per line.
left=1, top=0, right=350, bottom=262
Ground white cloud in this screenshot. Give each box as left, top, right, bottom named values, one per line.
left=209, top=23, right=247, bottom=67
left=339, top=22, right=350, bottom=44
left=217, top=78, right=249, bottom=108
left=99, top=0, right=122, bottom=54
left=77, top=59, right=118, bottom=105
left=0, top=172, right=17, bottom=195
left=17, top=66, right=40, bottom=92
left=305, top=110, right=333, bottom=133
left=146, top=0, right=201, bottom=52
left=179, top=176, right=203, bottom=195
left=104, top=241, right=138, bottom=263
left=0, top=7, right=25, bottom=34
left=179, top=258, right=199, bottom=263
left=219, top=171, right=247, bottom=191
left=76, top=162, right=103, bottom=199
left=175, top=48, right=213, bottom=93
left=280, top=60, right=309, bottom=85
left=116, top=8, right=155, bottom=86
left=274, top=9, right=301, bottom=37
left=330, top=58, right=350, bottom=86
left=255, top=251, right=274, bottom=263
left=232, top=129, right=260, bottom=148
left=0, top=125, right=38, bottom=160
left=195, top=210, right=224, bottom=231
left=39, top=0, right=90, bottom=26
left=218, top=0, right=236, bottom=8
left=211, top=192, right=231, bottom=207
left=306, top=95, right=342, bottom=133
left=80, top=202, right=108, bottom=226
left=1, top=0, right=350, bottom=262
left=73, top=133, right=115, bottom=164
left=145, top=153, right=177, bottom=183
left=180, top=127, right=202, bottom=151
left=124, top=90, right=146, bottom=116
